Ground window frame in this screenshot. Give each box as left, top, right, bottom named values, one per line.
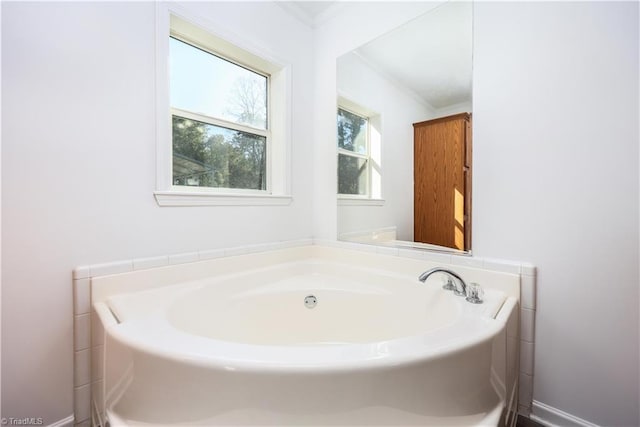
left=154, top=4, right=292, bottom=206
left=337, top=106, right=372, bottom=198
left=336, top=96, right=384, bottom=206
left=169, top=35, right=271, bottom=193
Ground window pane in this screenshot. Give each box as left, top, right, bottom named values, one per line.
left=338, top=154, right=367, bottom=195
left=172, top=115, right=266, bottom=190
left=337, top=108, right=367, bottom=154
left=170, top=37, right=267, bottom=130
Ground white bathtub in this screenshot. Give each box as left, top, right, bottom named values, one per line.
left=93, top=247, right=519, bottom=426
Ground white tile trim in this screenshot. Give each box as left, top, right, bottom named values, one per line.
left=133, top=255, right=169, bottom=271
left=520, top=341, right=534, bottom=376
left=520, top=263, right=537, bottom=276
left=73, top=279, right=90, bottom=315
left=90, top=260, right=133, bottom=277
left=198, top=248, right=226, bottom=260
left=397, top=248, right=428, bottom=260
left=531, top=400, right=601, bottom=427
left=74, top=349, right=90, bottom=387
left=317, top=239, right=535, bottom=277
left=450, top=254, right=484, bottom=268
left=521, top=274, right=537, bottom=310
left=168, top=251, right=199, bottom=265
left=521, top=308, right=536, bottom=342
left=73, top=240, right=316, bottom=279
left=423, top=251, right=453, bottom=265
left=74, top=383, right=91, bottom=422
left=519, top=373, right=533, bottom=408
left=73, top=266, right=91, bottom=280
left=277, top=238, right=314, bottom=248
left=330, top=241, right=378, bottom=253
left=226, top=243, right=278, bottom=257
left=74, top=314, right=90, bottom=351
left=483, top=258, right=521, bottom=274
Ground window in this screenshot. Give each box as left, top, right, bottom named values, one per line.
left=170, top=35, right=268, bottom=191
left=337, top=108, right=370, bottom=196
left=336, top=98, right=383, bottom=204
left=154, top=8, right=292, bottom=206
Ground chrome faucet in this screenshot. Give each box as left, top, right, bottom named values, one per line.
left=418, top=268, right=467, bottom=297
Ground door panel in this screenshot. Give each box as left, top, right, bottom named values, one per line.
left=414, top=114, right=469, bottom=250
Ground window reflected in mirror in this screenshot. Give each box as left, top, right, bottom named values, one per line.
left=337, top=108, right=370, bottom=196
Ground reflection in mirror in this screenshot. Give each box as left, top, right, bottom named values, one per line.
left=336, top=1, right=473, bottom=254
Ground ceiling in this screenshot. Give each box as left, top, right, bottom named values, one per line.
left=278, top=1, right=473, bottom=110
left=355, top=1, right=473, bottom=110
left=277, top=1, right=340, bottom=28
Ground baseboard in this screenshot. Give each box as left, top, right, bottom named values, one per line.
left=531, top=400, right=600, bottom=427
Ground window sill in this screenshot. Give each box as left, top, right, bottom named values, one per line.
left=337, top=198, right=385, bottom=206
left=154, top=191, right=293, bottom=207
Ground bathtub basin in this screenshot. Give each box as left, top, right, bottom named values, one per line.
left=95, top=253, right=517, bottom=426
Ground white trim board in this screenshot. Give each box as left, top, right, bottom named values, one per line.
left=531, top=400, right=600, bottom=427
left=154, top=191, right=293, bottom=207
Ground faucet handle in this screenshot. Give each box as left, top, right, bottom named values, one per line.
left=443, top=277, right=456, bottom=291
left=465, top=282, right=484, bottom=304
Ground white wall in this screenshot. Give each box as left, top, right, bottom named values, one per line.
left=317, top=1, right=639, bottom=426
left=1, top=1, right=313, bottom=423
left=472, top=2, right=639, bottom=425
left=337, top=52, right=433, bottom=240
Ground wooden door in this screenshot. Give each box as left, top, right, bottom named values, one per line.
left=414, top=113, right=471, bottom=250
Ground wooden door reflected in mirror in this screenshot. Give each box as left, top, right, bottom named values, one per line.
left=413, top=113, right=472, bottom=251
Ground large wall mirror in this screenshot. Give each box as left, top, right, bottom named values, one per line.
left=337, top=1, right=473, bottom=254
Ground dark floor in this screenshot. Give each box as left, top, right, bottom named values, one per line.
left=517, top=414, right=545, bottom=427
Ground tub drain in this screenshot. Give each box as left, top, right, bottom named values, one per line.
left=304, top=295, right=317, bottom=309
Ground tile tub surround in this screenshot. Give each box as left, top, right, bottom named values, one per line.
left=72, top=239, right=313, bottom=424
left=73, top=239, right=535, bottom=425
